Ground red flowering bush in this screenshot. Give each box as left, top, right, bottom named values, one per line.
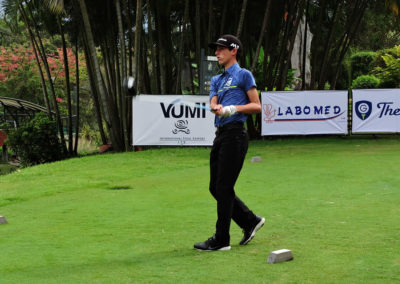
left=0, top=42, right=87, bottom=112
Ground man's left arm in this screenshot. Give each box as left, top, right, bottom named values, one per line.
left=220, top=87, right=261, bottom=117
left=236, top=87, right=261, bottom=114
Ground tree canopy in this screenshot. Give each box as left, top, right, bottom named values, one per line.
left=1, top=0, right=399, bottom=151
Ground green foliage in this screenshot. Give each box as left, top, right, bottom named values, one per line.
left=372, top=45, right=400, bottom=88
left=0, top=161, right=16, bottom=176
left=351, top=75, right=380, bottom=89
left=350, top=51, right=377, bottom=80
left=250, top=47, right=266, bottom=87
left=2, top=113, right=64, bottom=167
left=79, top=124, right=102, bottom=146
left=335, top=56, right=352, bottom=90
left=285, top=68, right=300, bottom=90
left=324, top=81, right=331, bottom=90
left=353, top=5, right=400, bottom=51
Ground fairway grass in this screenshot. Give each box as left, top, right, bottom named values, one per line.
left=1, top=137, right=400, bottom=283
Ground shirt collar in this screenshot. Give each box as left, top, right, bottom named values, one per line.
left=223, top=63, right=240, bottom=76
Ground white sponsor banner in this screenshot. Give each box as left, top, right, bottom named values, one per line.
left=352, top=89, right=400, bottom=133
left=261, top=91, right=348, bottom=135
left=132, top=95, right=215, bottom=146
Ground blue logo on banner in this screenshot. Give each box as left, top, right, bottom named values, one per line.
left=355, top=100, right=372, bottom=120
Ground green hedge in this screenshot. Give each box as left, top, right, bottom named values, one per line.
left=351, top=75, right=380, bottom=89
left=350, top=51, right=377, bottom=80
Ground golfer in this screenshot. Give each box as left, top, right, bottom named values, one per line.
left=194, top=34, right=265, bottom=251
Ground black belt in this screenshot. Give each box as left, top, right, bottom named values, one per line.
left=216, top=122, right=244, bottom=132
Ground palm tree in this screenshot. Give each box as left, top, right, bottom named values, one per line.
left=18, top=1, right=68, bottom=154
left=43, top=0, right=65, bottom=14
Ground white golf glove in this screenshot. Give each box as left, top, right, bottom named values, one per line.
left=221, top=105, right=237, bottom=117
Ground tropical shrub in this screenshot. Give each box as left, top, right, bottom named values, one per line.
left=1, top=113, right=65, bottom=167
left=371, top=45, right=400, bottom=88
left=351, top=75, right=380, bottom=89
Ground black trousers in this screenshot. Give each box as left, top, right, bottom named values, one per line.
left=209, top=122, right=257, bottom=243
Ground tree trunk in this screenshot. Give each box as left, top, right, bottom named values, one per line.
left=250, top=0, right=272, bottom=73
left=125, top=0, right=134, bottom=76
left=73, top=38, right=80, bottom=155
left=319, top=0, right=358, bottom=89
left=301, top=0, right=309, bottom=90
left=262, top=34, right=268, bottom=89
left=147, top=0, right=160, bottom=93
left=20, top=3, right=67, bottom=154
left=219, top=0, right=228, bottom=35
left=100, top=45, right=111, bottom=99
left=331, top=1, right=367, bottom=89
left=134, top=0, right=143, bottom=95
left=78, top=0, right=124, bottom=150
left=317, top=0, right=342, bottom=89
left=114, top=39, right=124, bottom=140
left=236, top=0, right=248, bottom=38
left=272, top=0, right=294, bottom=90
left=24, top=22, right=51, bottom=117
left=265, top=2, right=286, bottom=90
left=279, top=0, right=306, bottom=91
left=57, top=17, right=73, bottom=155
left=82, top=31, right=107, bottom=145
left=207, top=0, right=214, bottom=44
left=195, top=0, right=201, bottom=86
left=154, top=2, right=167, bottom=94
left=115, top=0, right=129, bottom=150
left=176, top=0, right=189, bottom=94
left=116, top=0, right=127, bottom=80
left=310, top=0, right=327, bottom=89
left=140, top=30, right=151, bottom=93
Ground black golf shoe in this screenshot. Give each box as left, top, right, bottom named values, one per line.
left=194, top=235, right=231, bottom=251
left=239, top=216, right=265, bottom=245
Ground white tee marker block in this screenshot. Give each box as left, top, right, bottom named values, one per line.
left=267, top=249, right=293, bottom=264
left=0, top=216, right=8, bottom=224
left=251, top=156, right=262, bottom=163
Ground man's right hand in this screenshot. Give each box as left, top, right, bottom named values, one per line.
left=211, top=104, right=223, bottom=116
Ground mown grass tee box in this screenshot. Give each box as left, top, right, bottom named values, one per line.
left=1, top=137, right=400, bottom=283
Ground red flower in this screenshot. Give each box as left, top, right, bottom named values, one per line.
left=11, top=55, right=19, bottom=63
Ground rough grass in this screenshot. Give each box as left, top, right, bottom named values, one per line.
left=1, top=136, right=400, bottom=283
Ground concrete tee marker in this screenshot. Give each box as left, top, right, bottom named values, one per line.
left=267, top=249, right=293, bottom=264
left=0, top=216, right=8, bottom=224
left=251, top=156, right=262, bottom=163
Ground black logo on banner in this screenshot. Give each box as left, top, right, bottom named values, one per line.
left=172, top=120, right=190, bottom=134
left=355, top=100, right=372, bottom=120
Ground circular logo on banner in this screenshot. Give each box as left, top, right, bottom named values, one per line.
left=355, top=100, right=372, bottom=120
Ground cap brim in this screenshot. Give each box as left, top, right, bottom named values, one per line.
left=208, top=42, right=228, bottom=49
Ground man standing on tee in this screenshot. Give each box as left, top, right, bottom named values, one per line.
left=194, top=35, right=265, bottom=251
